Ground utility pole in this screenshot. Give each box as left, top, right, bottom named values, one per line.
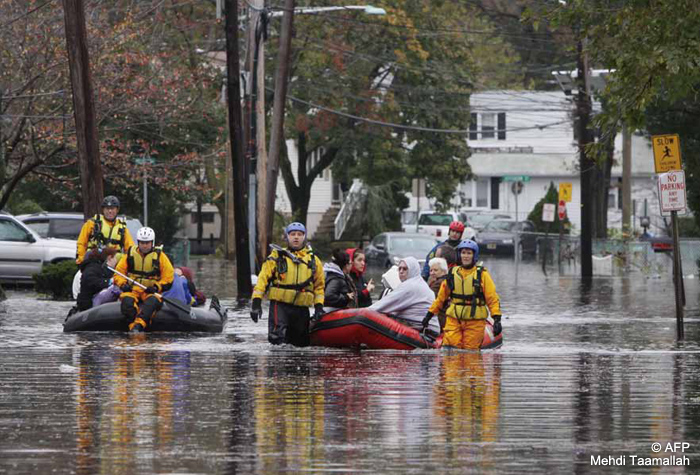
left=62, top=0, right=104, bottom=219
left=224, top=0, right=252, bottom=298
left=250, top=3, right=269, bottom=267
left=621, top=124, right=632, bottom=237
left=576, top=38, right=594, bottom=279
left=264, top=0, right=295, bottom=252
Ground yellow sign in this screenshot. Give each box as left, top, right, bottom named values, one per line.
left=652, top=134, right=682, bottom=173
left=558, top=182, right=573, bottom=202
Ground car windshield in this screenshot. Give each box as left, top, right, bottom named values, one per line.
left=51, top=219, right=83, bottom=239
left=484, top=220, right=517, bottom=232
left=418, top=213, right=453, bottom=226
left=390, top=236, right=437, bottom=254
left=469, top=214, right=498, bottom=227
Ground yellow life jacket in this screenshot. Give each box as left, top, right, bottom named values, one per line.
left=88, top=214, right=127, bottom=252
left=266, top=248, right=317, bottom=307
left=445, top=265, right=488, bottom=320
left=126, top=245, right=162, bottom=288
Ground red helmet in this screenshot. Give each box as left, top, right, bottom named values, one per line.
left=449, top=221, right=465, bottom=233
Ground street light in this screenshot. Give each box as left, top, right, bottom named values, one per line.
left=268, top=5, right=387, bottom=18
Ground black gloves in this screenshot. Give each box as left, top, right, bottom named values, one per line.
left=313, top=304, right=325, bottom=321
left=145, top=285, right=158, bottom=295
left=250, top=298, right=262, bottom=323
left=120, top=284, right=132, bottom=293
left=421, top=311, right=433, bottom=330
left=492, top=315, right=502, bottom=336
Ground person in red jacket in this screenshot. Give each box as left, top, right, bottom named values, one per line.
left=346, top=248, right=375, bottom=307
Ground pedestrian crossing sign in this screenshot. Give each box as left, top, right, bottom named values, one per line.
left=558, top=182, right=572, bottom=202
left=652, top=134, right=682, bottom=173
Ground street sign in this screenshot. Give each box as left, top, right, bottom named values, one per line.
left=557, top=200, right=566, bottom=220
left=543, top=203, right=555, bottom=222
left=652, top=134, right=682, bottom=173
left=502, top=175, right=530, bottom=183
left=135, top=157, right=156, bottom=165
left=558, top=182, right=572, bottom=202
left=658, top=170, right=687, bottom=213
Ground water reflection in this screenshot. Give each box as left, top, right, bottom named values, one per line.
left=73, top=338, right=194, bottom=474
left=2, top=256, right=700, bottom=474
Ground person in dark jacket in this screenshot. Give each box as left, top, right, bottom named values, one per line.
left=323, top=249, right=358, bottom=312
left=76, top=247, right=118, bottom=311
left=177, top=266, right=206, bottom=306
left=346, top=248, right=374, bottom=307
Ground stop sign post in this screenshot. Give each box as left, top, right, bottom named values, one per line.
left=558, top=200, right=566, bottom=220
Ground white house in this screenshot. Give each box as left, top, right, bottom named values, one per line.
left=183, top=89, right=667, bottom=244
left=460, top=90, right=662, bottom=234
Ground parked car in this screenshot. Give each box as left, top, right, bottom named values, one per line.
left=461, top=210, right=513, bottom=232
left=411, top=211, right=477, bottom=240
left=17, top=212, right=143, bottom=241
left=365, top=232, right=440, bottom=268
left=0, top=214, right=76, bottom=283
left=477, top=219, right=538, bottom=256
left=640, top=233, right=673, bottom=253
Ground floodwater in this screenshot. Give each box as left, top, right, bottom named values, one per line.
left=2, top=255, right=700, bottom=474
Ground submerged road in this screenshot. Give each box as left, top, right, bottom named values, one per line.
left=1, top=256, right=699, bottom=473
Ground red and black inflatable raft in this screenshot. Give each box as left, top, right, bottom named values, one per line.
left=310, top=308, right=502, bottom=350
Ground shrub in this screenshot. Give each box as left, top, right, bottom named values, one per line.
left=527, top=181, right=571, bottom=234
left=33, top=260, right=78, bottom=300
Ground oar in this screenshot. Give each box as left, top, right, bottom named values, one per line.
left=105, top=265, right=191, bottom=315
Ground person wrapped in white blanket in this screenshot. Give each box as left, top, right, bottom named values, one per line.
left=369, top=256, right=439, bottom=334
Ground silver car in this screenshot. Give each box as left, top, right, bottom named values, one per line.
left=0, top=214, right=76, bottom=283
left=17, top=212, right=143, bottom=240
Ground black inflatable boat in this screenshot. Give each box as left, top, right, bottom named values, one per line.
left=63, top=296, right=227, bottom=333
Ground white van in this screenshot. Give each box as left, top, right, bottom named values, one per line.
left=409, top=211, right=477, bottom=241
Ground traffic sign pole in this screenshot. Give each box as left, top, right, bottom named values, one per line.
left=672, top=210, right=684, bottom=339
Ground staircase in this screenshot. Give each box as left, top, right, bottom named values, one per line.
left=314, top=205, right=340, bottom=239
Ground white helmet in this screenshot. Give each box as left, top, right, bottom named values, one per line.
left=136, top=226, right=155, bottom=242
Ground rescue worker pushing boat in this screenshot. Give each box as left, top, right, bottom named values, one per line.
left=422, top=240, right=502, bottom=350
left=75, top=195, right=135, bottom=264
left=250, top=222, right=325, bottom=346
left=113, top=226, right=174, bottom=332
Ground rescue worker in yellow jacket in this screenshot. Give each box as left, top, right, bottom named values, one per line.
left=250, top=222, right=325, bottom=346
left=113, top=226, right=174, bottom=332
left=76, top=195, right=135, bottom=264
left=422, top=240, right=502, bottom=350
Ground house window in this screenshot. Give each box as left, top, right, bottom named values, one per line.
left=470, top=112, right=506, bottom=140
left=306, top=147, right=325, bottom=176
left=490, top=177, right=501, bottom=209
left=481, top=113, right=495, bottom=139
left=191, top=212, right=215, bottom=224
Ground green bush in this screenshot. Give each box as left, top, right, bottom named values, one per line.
left=33, top=260, right=78, bottom=300
left=527, top=181, right=572, bottom=234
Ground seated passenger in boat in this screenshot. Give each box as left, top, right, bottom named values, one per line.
left=369, top=256, right=439, bottom=333
left=162, top=268, right=195, bottom=306
left=323, top=249, right=358, bottom=312
left=176, top=266, right=206, bottom=306
left=427, top=257, right=449, bottom=331
left=76, top=247, right=119, bottom=311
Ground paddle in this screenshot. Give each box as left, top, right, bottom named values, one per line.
left=105, top=264, right=192, bottom=315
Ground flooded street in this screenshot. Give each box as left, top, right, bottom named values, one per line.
left=2, top=255, right=700, bottom=473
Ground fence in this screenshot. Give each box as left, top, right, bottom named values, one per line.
left=536, top=234, right=700, bottom=277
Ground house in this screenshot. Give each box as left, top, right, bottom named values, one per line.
left=461, top=90, right=661, bottom=234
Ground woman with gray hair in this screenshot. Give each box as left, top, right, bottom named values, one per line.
left=427, top=257, right=448, bottom=296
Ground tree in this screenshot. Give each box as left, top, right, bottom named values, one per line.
left=1, top=1, right=228, bottom=243
left=272, top=0, right=525, bottom=226
left=527, top=182, right=570, bottom=233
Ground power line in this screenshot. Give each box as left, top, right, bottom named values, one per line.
left=272, top=87, right=569, bottom=134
